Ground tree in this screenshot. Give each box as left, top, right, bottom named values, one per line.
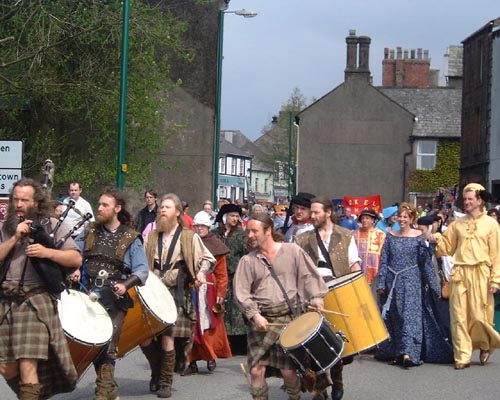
left=255, top=87, right=309, bottom=196
left=0, top=0, right=198, bottom=197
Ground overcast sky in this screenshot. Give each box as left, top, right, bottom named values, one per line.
left=220, top=0, right=498, bottom=140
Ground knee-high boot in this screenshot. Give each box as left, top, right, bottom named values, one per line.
left=140, top=340, right=161, bottom=392
left=283, top=377, right=302, bottom=400
left=19, top=383, right=41, bottom=400
left=250, top=383, right=269, bottom=400
left=157, top=350, right=175, bottom=398
left=95, top=364, right=119, bottom=400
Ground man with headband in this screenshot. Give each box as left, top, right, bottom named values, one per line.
left=433, top=183, right=500, bottom=369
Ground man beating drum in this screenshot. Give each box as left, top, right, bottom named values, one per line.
left=234, top=212, right=327, bottom=400
left=296, top=196, right=362, bottom=400
left=73, top=187, right=149, bottom=400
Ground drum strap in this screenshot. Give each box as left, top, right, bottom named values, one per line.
left=266, top=264, right=300, bottom=318
left=315, top=229, right=336, bottom=277
left=157, top=225, right=183, bottom=273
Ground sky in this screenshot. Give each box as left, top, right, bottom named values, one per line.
left=221, top=0, right=499, bottom=140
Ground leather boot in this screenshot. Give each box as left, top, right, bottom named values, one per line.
left=330, top=362, right=344, bottom=400
left=19, top=383, right=41, bottom=400
left=5, top=377, right=19, bottom=397
left=283, top=378, right=302, bottom=400
left=157, top=350, right=175, bottom=398
left=95, top=364, right=119, bottom=400
left=140, top=341, right=161, bottom=392
left=250, top=383, right=269, bottom=400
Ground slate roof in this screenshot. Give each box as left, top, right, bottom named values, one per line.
left=220, top=136, right=253, bottom=158
left=378, top=87, right=462, bottom=138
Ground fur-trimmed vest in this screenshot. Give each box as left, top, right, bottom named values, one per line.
left=145, top=228, right=196, bottom=280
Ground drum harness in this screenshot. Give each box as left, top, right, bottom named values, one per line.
left=315, top=229, right=337, bottom=282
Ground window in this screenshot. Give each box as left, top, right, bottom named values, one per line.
left=231, top=158, right=237, bottom=175
left=255, top=178, right=259, bottom=193
left=264, top=179, right=268, bottom=193
left=219, top=157, right=226, bottom=174
left=416, top=140, right=437, bottom=170
left=239, top=159, right=245, bottom=176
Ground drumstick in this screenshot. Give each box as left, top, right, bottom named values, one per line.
left=267, top=322, right=287, bottom=326
left=240, top=363, right=251, bottom=387
left=199, top=281, right=214, bottom=286
left=308, top=305, right=349, bottom=318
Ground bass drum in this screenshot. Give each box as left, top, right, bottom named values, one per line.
left=117, top=271, right=177, bottom=358
left=279, top=312, right=344, bottom=374
left=58, top=289, right=113, bottom=377
left=324, top=271, right=388, bottom=357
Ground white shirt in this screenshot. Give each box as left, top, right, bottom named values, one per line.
left=61, top=196, right=95, bottom=236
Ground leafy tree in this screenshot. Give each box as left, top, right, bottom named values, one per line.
left=0, top=0, right=196, bottom=198
left=255, top=87, right=308, bottom=196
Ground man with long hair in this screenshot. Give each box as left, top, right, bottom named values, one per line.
left=0, top=178, right=82, bottom=399
left=434, top=183, right=500, bottom=369
left=140, top=193, right=215, bottom=398
left=234, top=212, right=327, bottom=400
left=79, top=187, right=149, bottom=400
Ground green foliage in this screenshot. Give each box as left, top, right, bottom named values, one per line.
left=0, top=0, right=192, bottom=197
left=408, top=140, right=460, bottom=193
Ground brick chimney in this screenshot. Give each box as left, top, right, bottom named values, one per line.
left=345, top=30, right=371, bottom=82
left=382, top=46, right=431, bottom=88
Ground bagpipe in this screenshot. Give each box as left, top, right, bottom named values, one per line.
left=27, top=207, right=92, bottom=294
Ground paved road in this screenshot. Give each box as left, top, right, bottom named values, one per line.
left=1, top=349, right=499, bottom=399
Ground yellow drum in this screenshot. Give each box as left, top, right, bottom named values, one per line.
left=324, top=271, right=388, bottom=357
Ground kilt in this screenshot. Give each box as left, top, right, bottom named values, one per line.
left=0, top=288, right=77, bottom=399
left=168, top=286, right=195, bottom=338
left=247, top=302, right=295, bottom=370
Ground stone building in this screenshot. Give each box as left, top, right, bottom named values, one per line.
left=459, top=17, right=500, bottom=200
left=297, top=30, right=462, bottom=208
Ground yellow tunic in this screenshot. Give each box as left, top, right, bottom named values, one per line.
left=436, top=212, right=500, bottom=363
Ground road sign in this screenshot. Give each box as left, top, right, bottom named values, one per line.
left=0, top=169, right=22, bottom=195
left=0, top=141, right=22, bottom=169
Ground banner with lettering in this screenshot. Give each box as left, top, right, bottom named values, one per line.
left=342, top=195, right=382, bottom=215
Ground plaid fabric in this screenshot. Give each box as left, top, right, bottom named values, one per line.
left=247, top=302, right=295, bottom=370
left=168, top=286, right=195, bottom=339
left=0, top=289, right=78, bottom=399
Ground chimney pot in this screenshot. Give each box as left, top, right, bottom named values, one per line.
left=424, top=49, right=429, bottom=60
left=403, top=49, right=409, bottom=59
left=389, top=49, right=395, bottom=59
left=417, top=48, right=423, bottom=59
left=384, top=47, right=389, bottom=59
left=396, top=47, right=403, bottom=59
left=411, top=49, right=415, bottom=59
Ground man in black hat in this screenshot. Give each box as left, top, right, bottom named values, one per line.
left=283, top=192, right=315, bottom=242
left=213, top=203, right=248, bottom=353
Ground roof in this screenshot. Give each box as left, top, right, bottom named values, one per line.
left=220, top=136, right=253, bottom=158
left=378, top=87, right=462, bottom=138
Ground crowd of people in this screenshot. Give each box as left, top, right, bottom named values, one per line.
left=1, top=179, right=500, bottom=400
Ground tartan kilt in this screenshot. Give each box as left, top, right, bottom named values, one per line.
left=168, top=286, right=195, bottom=338
left=0, top=290, right=77, bottom=399
left=247, top=307, right=295, bottom=370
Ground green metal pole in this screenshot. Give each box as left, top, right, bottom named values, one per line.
left=117, top=0, right=130, bottom=190
left=213, top=10, right=225, bottom=206
left=288, top=111, right=293, bottom=198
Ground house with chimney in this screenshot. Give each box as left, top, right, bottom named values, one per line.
left=297, top=30, right=461, bottom=207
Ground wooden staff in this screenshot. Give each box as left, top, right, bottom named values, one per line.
left=240, top=363, right=251, bottom=387
left=308, top=305, right=349, bottom=318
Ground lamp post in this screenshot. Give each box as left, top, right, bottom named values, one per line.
left=212, top=6, right=257, bottom=206
left=117, top=0, right=130, bottom=189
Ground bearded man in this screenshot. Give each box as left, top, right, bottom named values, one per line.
left=296, top=196, right=361, bottom=400
left=79, top=188, right=149, bottom=400
left=0, top=178, right=82, bottom=400
left=140, top=193, right=215, bottom=398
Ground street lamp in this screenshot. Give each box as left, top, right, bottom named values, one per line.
left=212, top=5, right=257, bottom=206
left=117, top=0, right=130, bottom=189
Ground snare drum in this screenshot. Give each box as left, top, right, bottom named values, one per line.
left=58, top=289, right=113, bottom=377
left=324, top=271, right=388, bottom=357
left=117, top=271, right=177, bottom=358
left=279, top=312, right=344, bottom=374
